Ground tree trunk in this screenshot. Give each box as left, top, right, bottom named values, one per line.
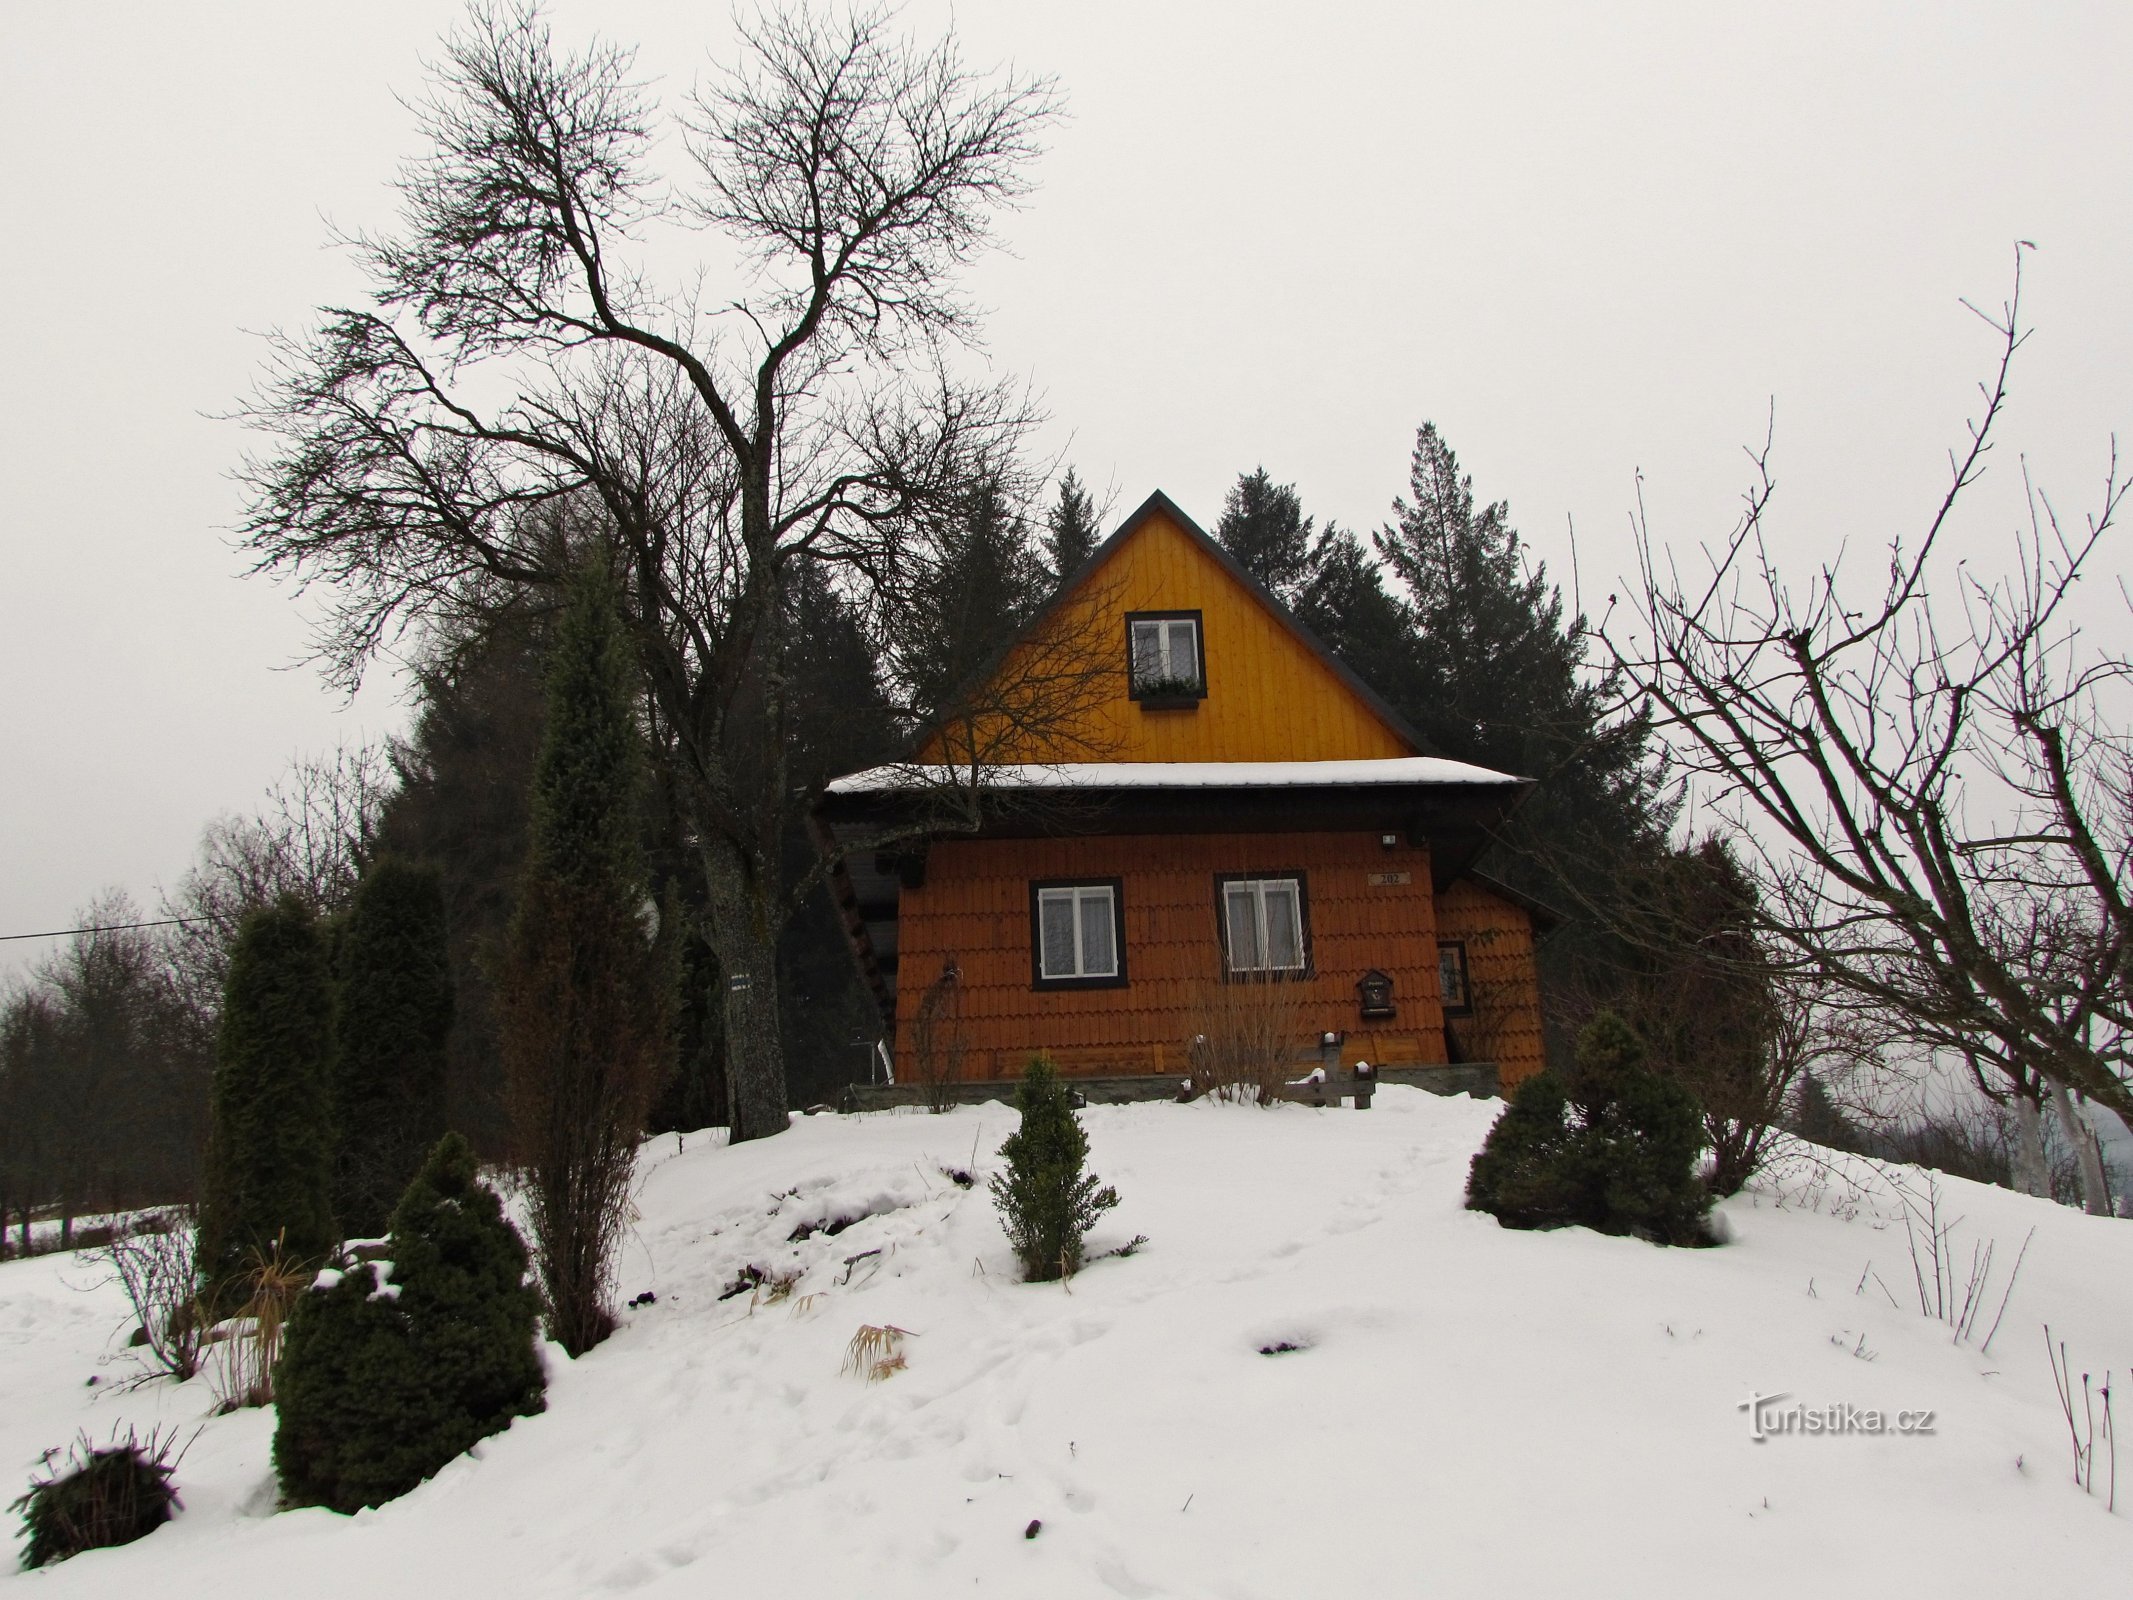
left=2046, top=1077, right=2113, bottom=1216
left=702, top=836, right=789, bottom=1145
left=2011, top=1092, right=2051, bottom=1198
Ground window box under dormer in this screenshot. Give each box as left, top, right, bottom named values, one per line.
left=1128, top=612, right=1205, bottom=708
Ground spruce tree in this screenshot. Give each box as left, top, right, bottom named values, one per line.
left=374, top=614, right=552, bottom=1158
left=196, top=899, right=338, bottom=1292
left=1465, top=1011, right=1712, bottom=1246
left=499, top=558, right=671, bottom=1355
left=1042, top=466, right=1102, bottom=586
left=274, top=1132, right=545, bottom=1513
left=990, top=1058, right=1119, bottom=1281
left=1364, top=424, right=1673, bottom=1058
left=331, top=857, right=454, bottom=1240
left=1293, top=525, right=1413, bottom=690
left=894, top=474, right=1046, bottom=719
left=1374, top=424, right=1654, bottom=816
left=1215, top=467, right=1314, bottom=602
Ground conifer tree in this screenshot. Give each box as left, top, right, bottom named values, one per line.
left=1465, top=1010, right=1711, bottom=1245
left=1042, top=467, right=1102, bottom=586
left=331, top=856, right=454, bottom=1239
left=1374, top=424, right=1655, bottom=819
left=1365, top=425, right=1673, bottom=1055
left=892, top=474, right=1046, bottom=719
left=499, top=558, right=671, bottom=1355
left=196, top=899, right=337, bottom=1292
left=1215, top=467, right=1314, bottom=602
left=1293, top=525, right=1413, bottom=692
left=274, top=1132, right=545, bottom=1513
left=990, top=1058, right=1119, bottom=1281
left=375, top=614, right=552, bottom=1157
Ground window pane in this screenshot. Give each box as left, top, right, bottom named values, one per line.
left=1039, top=892, right=1077, bottom=978
left=1130, top=621, right=1162, bottom=684
left=1438, top=943, right=1467, bottom=1009
left=1263, top=882, right=1302, bottom=968
left=1078, top=889, right=1116, bottom=976
left=1224, top=883, right=1261, bottom=970
left=1165, top=620, right=1199, bottom=685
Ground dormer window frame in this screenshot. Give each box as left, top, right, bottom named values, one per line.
left=1126, top=609, right=1207, bottom=707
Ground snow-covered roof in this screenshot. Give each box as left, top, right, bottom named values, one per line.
left=824, top=757, right=1526, bottom=795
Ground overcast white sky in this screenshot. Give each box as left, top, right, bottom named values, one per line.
left=4, top=1, right=2130, bottom=982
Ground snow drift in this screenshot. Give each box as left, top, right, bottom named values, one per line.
left=3, top=1088, right=2130, bottom=1596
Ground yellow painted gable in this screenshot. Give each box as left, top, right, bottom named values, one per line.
left=919, top=496, right=1416, bottom=764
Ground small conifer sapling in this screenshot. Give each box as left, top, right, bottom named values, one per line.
left=990, top=1058, right=1119, bottom=1281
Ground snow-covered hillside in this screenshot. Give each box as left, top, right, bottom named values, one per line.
left=4, top=1089, right=2131, bottom=1596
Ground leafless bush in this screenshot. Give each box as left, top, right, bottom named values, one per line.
left=1885, top=1171, right=2033, bottom=1353
left=1186, top=977, right=1312, bottom=1106
left=89, top=1209, right=205, bottom=1384
left=2047, top=1326, right=2118, bottom=1511
left=502, top=881, right=669, bottom=1357
left=908, top=959, right=966, bottom=1114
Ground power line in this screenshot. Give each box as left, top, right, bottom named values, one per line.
left=0, top=917, right=202, bottom=944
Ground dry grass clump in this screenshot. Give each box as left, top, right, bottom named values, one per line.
left=842, top=1324, right=914, bottom=1382
left=208, top=1237, right=309, bottom=1411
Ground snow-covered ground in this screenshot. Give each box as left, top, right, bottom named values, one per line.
left=4, top=1088, right=2130, bottom=1596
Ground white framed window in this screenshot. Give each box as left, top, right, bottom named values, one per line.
left=1219, top=874, right=1308, bottom=974
left=1031, top=881, right=1125, bottom=986
left=1127, top=613, right=1203, bottom=697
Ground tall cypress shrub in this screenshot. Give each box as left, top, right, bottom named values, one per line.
left=274, top=1132, right=544, bottom=1513
left=196, top=899, right=337, bottom=1292
left=500, top=559, right=671, bottom=1355
left=332, top=857, right=453, bottom=1239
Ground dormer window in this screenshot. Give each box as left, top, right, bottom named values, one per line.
left=1127, top=611, right=1205, bottom=706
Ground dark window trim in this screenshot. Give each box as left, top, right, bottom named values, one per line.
left=1213, top=870, right=1314, bottom=980
left=1125, top=610, right=1208, bottom=702
left=1437, top=939, right=1473, bottom=1016
left=1029, top=877, right=1130, bottom=990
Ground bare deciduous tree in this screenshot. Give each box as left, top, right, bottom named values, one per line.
left=0, top=897, right=213, bottom=1249
left=159, top=743, right=393, bottom=1029
left=1609, top=254, right=2132, bottom=1211
left=238, top=3, right=1061, bottom=1142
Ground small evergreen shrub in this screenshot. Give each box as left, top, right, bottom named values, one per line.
left=274, top=1133, right=545, bottom=1513
left=12, top=1429, right=181, bottom=1570
left=1465, top=1010, right=1713, bottom=1246
left=991, top=1058, right=1119, bottom=1281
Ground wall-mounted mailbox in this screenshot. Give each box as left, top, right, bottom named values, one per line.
left=1357, top=968, right=1395, bottom=1020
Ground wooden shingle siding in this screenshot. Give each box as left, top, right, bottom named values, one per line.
left=1434, top=877, right=1546, bottom=1090
left=894, top=831, right=1457, bottom=1079
left=918, top=505, right=1415, bottom=765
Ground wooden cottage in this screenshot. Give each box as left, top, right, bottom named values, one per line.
left=814, top=491, right=1550, bottom=1096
